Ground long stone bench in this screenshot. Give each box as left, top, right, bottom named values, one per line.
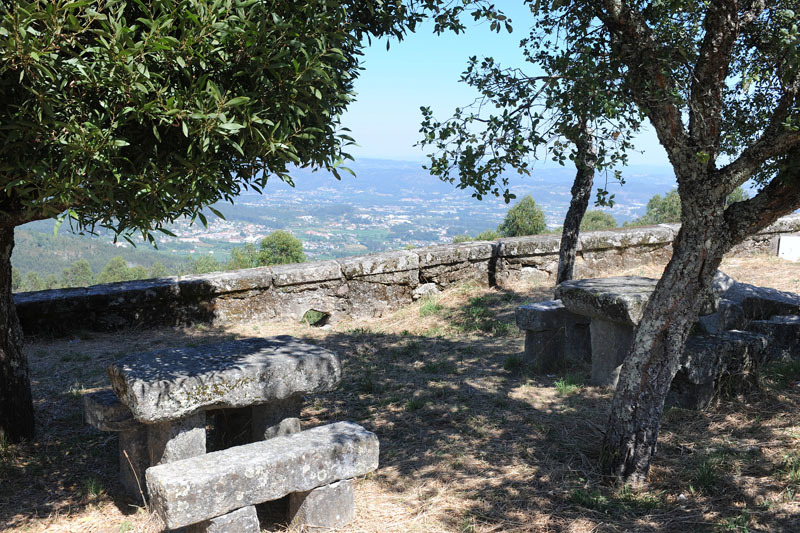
left=146, top=422, right=379, bottom=531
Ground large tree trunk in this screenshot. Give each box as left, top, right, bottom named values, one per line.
left=601, top=210, right=728, bottom=483
left=0, top=225, right=34, bottom=443
left=557, top=125, right=597, bottom=284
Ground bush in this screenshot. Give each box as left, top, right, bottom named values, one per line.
left=259, top=231, right=306, bottom=266
left=580, top=210, right=618, bottom=231
left=497, top=195, right=546, bottom=237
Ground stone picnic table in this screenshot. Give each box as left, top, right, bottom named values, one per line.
left=517, top=275, right=772, bottom=409
left=554, top=276, right=658, bottom=386
left=85, top=335, right=342, bottom=499
left=84, top=335, right=380, bottom=531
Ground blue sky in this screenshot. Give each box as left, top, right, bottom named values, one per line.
left=341, top=6, right=671, bottom=170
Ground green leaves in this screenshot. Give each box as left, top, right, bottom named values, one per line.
left=0, top=0, right=421, bottom=238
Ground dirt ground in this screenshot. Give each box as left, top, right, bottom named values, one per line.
left=1, top=254, right=799, bottom=532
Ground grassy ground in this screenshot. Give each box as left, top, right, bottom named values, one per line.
left=1, top=255, right=799, bottom=532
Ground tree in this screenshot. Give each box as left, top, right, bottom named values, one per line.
left=419, top=1, right=800, bottom=483
left=629, top=186, right=749, bottom=226
left=21, top=272, right=44, bottom=292
left=149, top=262, right=168, bottom=278
left=497, top=195, right=546, bottom=237
left=259, top=231, right=306, bottom=265
left=580, top=210, right=618, bottom=231
left=0, top=0, right=424, bottom=442
left=61, top=260, right=95, bottom=288
left=96, top=257, right=132, bottom=285
left=188, top=255, right=222, bottom=275
left=227, top=242, right=261, bottom=270
left=419, top=3, right=642, bottom=284
left=629, top=189, right=682, bottom=225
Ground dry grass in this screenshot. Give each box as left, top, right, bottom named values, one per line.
left=2, top=255, right=799, bottom=532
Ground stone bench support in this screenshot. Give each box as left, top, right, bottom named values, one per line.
left=289, top=478, right=355, bottom=530
left=146, top=422, right=379, bottom=530
left=187, top=505, right=260, bottom=533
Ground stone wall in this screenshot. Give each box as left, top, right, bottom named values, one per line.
left=15, top=214, right=800, bottom=337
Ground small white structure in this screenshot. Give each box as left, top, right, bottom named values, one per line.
left=778, top=234, right=800, bottom=262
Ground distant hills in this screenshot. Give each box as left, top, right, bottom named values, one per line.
left=13, top=158, right=679, bottom=284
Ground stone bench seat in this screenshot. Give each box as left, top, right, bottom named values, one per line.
left=146, top=421, right=379, bottom=530
left=108, top=335, right=341, bottom=423
left=668, top=330, right=768, bottom=409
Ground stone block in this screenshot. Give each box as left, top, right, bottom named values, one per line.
left=555, top=276, right=658, bottom=326
left=578, top=225, right=674, bottom=251
left=413, top=283, right=440, bottom=300
left=523, top=329, right=565, bottom=372
left=564, top=314, right=591, bottom=363
left=747, top=315, right=800, bottom=362
left=289, top=478, right=355, bottom=529
left=119, top=426, right=149, bottom=499
left=271, top=261, right=343, bottom=287
left=84, top=389, right=138, bottom=432
left=718, top=298, right=746, bottom=331
left=108, top=336, right=341, bottom=423
left=497, top=234, right=562, bottom=257
left=146, top=422, right=379, bottom=530
left=666, top=330, right=768, bottom=409
left=515, top=300, right=567, bottom=332
left=198, top=268, right=273, bottom=293
left=416, top=242, right=495, bottom=267
left=252, top=395, right=303, bottom=441
left=338, top=250, right=419, bottom=279
left=589, top=319, right=634, bottom=387
left=723, top=282, right=800, bottom=320
left=148, top=411, right=206, bottom=465
left=187, top=505, right=260, bottom=533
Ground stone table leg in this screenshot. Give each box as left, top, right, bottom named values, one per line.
left=119, top=425, right=148, bottom=500
left=589, top=318, right=634, bottom=387
left=148, top=411, right=206, bottom=465
left=251, top=395, right=302, bottom=441
left=289, top=478, right=355, bottom=530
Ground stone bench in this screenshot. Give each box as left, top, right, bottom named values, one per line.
left=667, top=331, right=768, bottom=409
left=86, top=336, right=341, bottom=498
left=146, top=422, right=379, bottom=531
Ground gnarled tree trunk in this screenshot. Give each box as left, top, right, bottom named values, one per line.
left=0, top=225, right=34, bottom=443
left=557, top=123, right=597, bottom=284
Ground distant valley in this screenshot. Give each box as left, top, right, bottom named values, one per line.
left=13, top=159, right=678, bottom=283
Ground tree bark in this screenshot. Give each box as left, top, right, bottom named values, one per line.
left=601, top=213, right=727, bottom=483
left=0, top=225, right=34, bottom=443
left=557, top=125, right=597, bottom=284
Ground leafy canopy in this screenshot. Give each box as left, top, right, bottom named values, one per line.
left=0, top=0, right=422, bottom=240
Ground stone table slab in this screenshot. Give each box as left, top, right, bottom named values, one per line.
left=108, top=336, right=341, bottom=423
left=554, top=276, right=658, bottom=326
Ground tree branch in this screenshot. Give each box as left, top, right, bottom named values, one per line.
left=689, top=1, right=763, bottom=160
left=598, top=1, right=689, bottom=165
left=723, top=146, right=800, bottom=244
left=716, top=77, right=800, bottom=190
